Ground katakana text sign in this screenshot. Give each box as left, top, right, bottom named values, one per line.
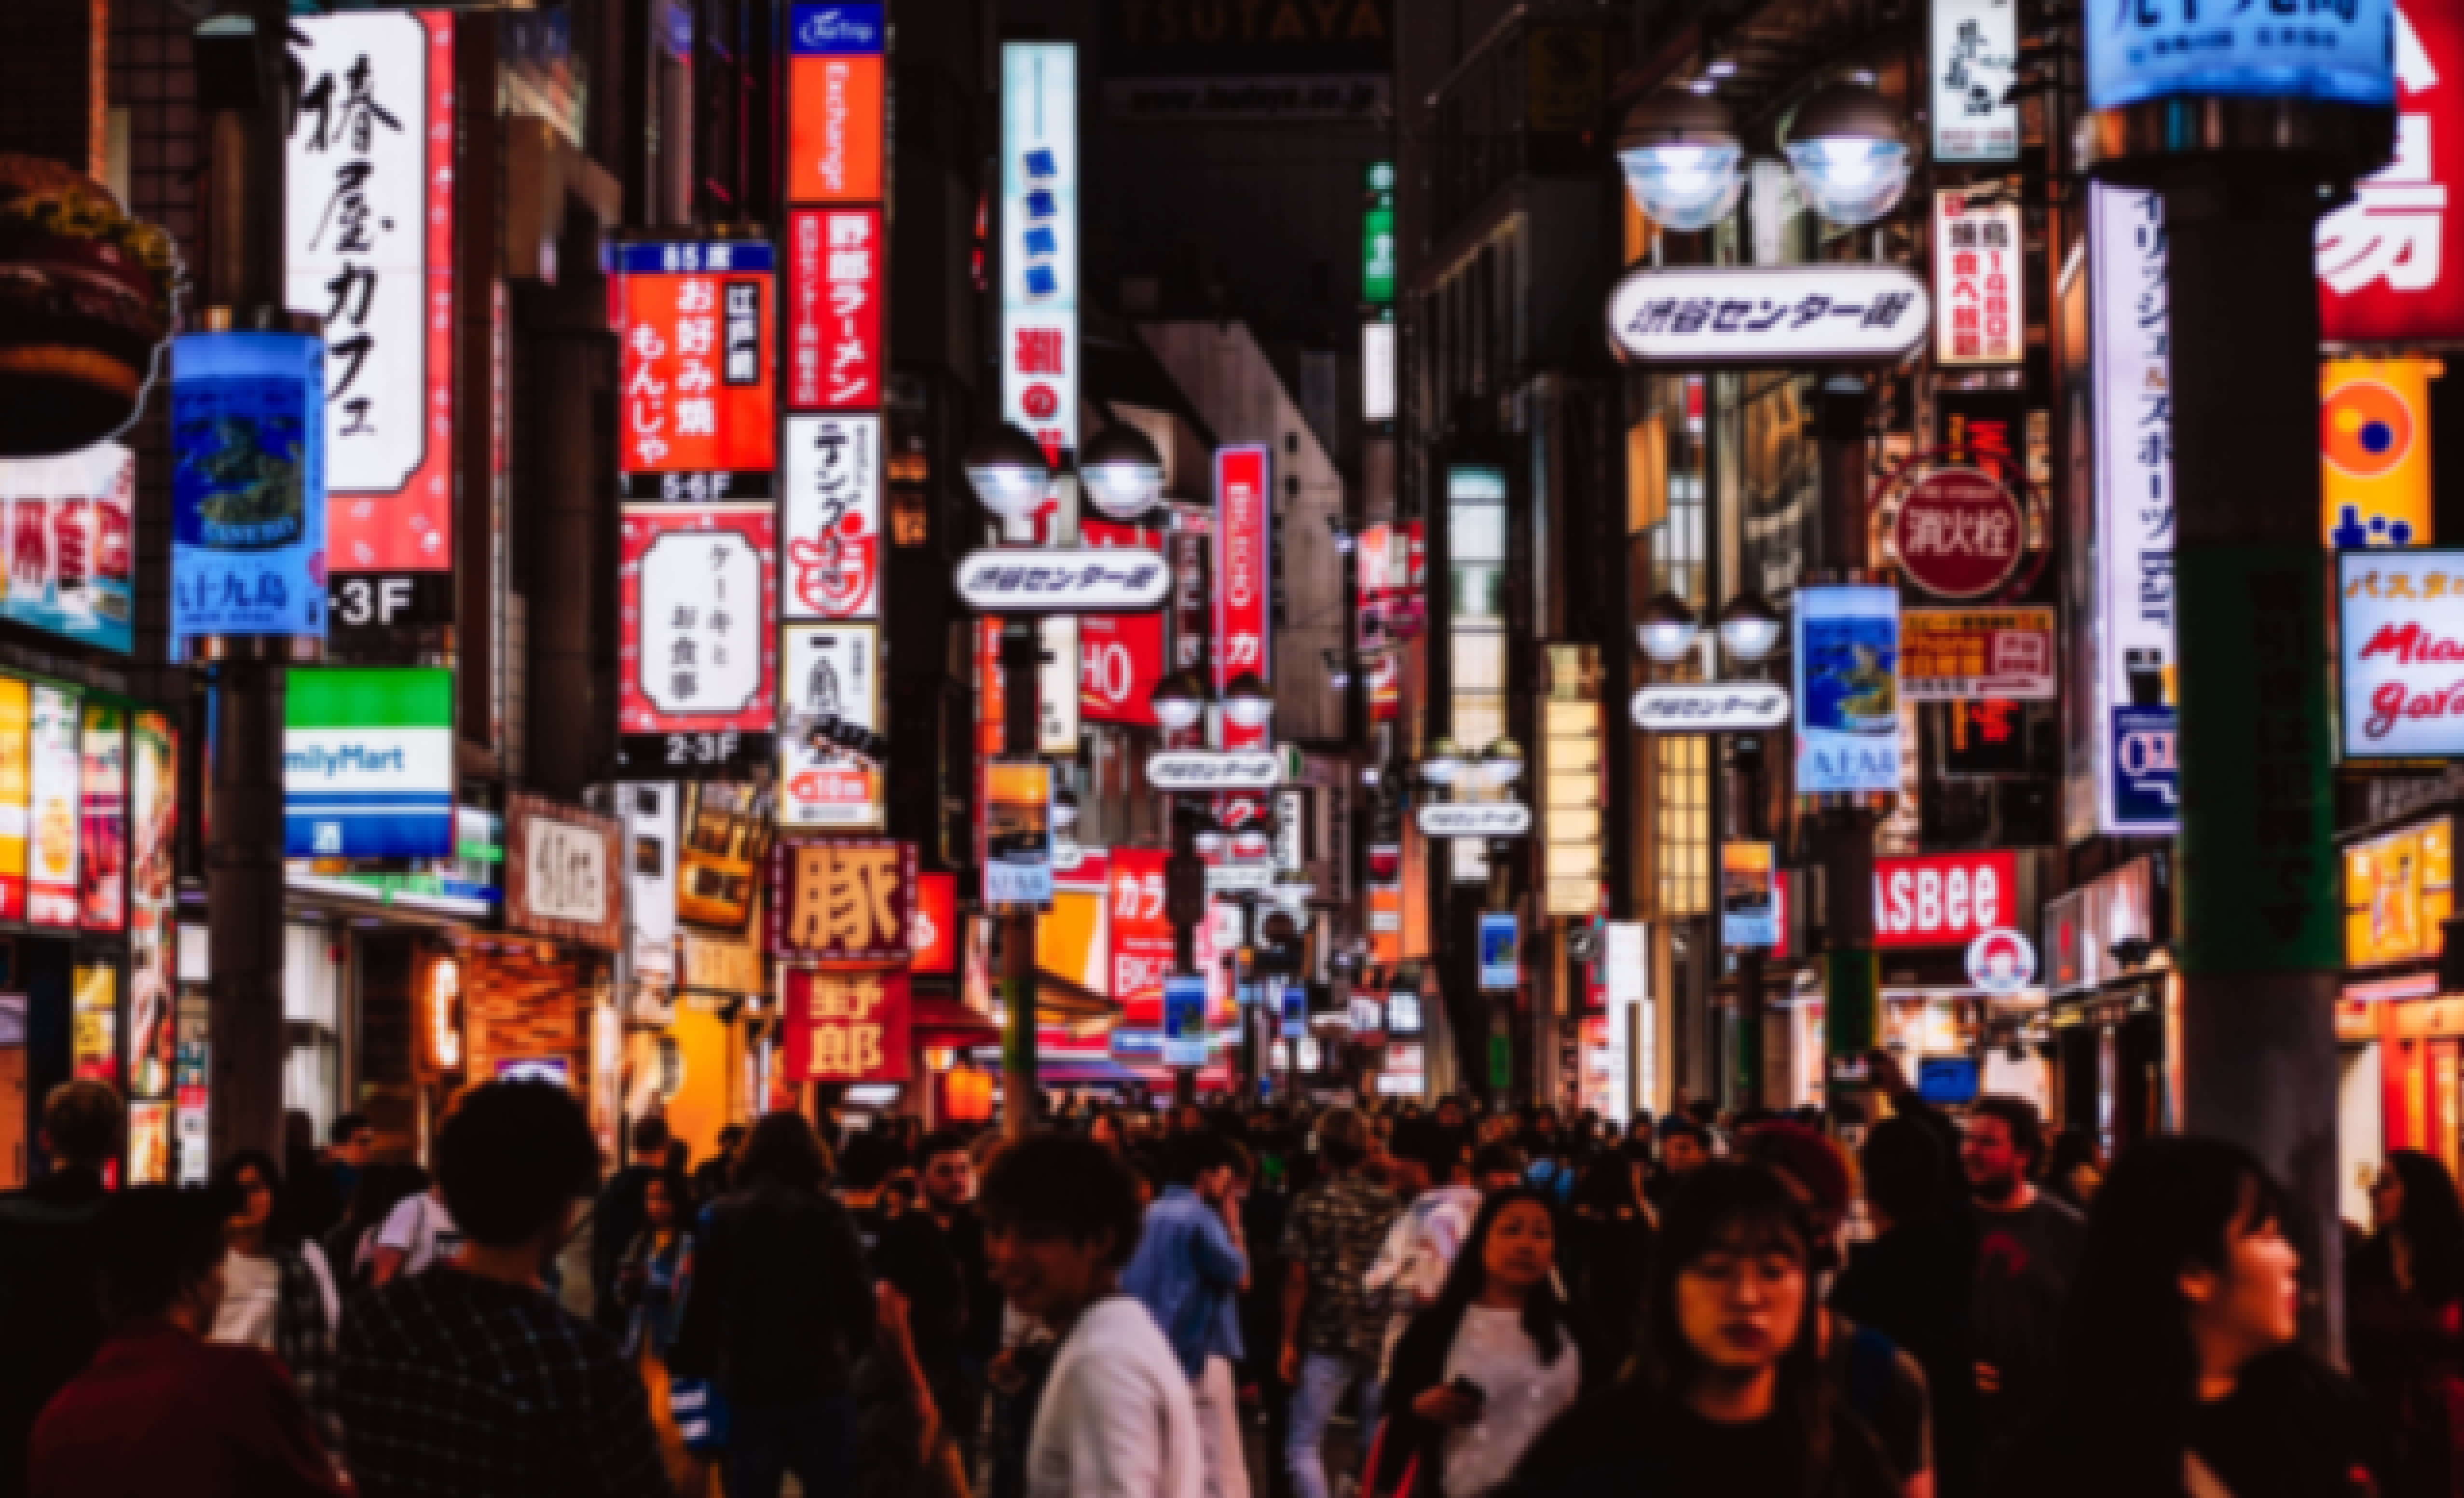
left=1416, top=803, right=1533, bottom=838
left=618, top=505, right=777, bottom=773
left=781, top=967, right=909, bottom=1082
left=783, top=414, right=881, bottom=620
left=2319, top=3, right=2463, bottom=344
left=1608, top=265, right=1931, bottom=366
left=769, top=836, right=915, bottom=963
left=2340, top=551, right=2464, bottom=758
left=1216, top=445, right=1271, bottom=748
left=1081, top=519, right=1164, bottom=726
left=612, top=241, right=777, bottom=500
left=1630, top=684, right=1792, bottom=732
left=955, top=548, right=1171, bottom=612
left=788, top=208, right=884, bottom=412
left=1145, top=750, right=1285, bottom=791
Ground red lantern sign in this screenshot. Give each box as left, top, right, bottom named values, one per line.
left=1886, top=462, right=2027, bottom=601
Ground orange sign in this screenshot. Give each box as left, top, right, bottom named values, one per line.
left=2346, top=818, right=2454, bottom=968
left=911, top=872, right=957, bottom=975
left=788, top=53, right=884, bottom=205
left=2324, top=356, right=2440, bottom=550
left=611, top=242, right=777, bottom=498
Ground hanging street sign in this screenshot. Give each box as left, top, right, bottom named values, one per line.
left=1415, top=803, right=1533, bottom=838
left=1631, top=683, right=1792, bottom=732
left=956, top=548, right=1170, bottom=613
left=1607, top=264, right=1930, bottom=367
left=1146, top=750, right=1285, bottom=792
left=1205, top=860, right=1274, bottom=892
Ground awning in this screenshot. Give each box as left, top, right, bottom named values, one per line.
left=911, top=994, right=999, bottom=1042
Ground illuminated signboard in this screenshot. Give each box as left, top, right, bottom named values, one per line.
left=611, top=240, right=777, bottom=500
left=1215, top=444, right=1271, bottom=748
left=1930, top=0, right=2019, bottom=162
left=1793, top=585, right=1901, bottom=795
left=1081, top=518, right=1164, bottom=726
left=786, top=5, right=885, bottom=204
left=168, top=332, right=328, bottom=648
left=777, top=623, right=882, bottom=828
left=79, top=703, right=124, bottom=933
left=768, top=835, right=915, bottom=963
left=2340, top=550, right=2464, bottom=758
left=1001, top=44, right=1080, bottom=461
left=2324, top=356, right=2437, bottom=550
left=0, top=443, right=136, bottom=653
left=284, top=667, right=454, bottom=860
left=1873, top=849, right=2018, bottom=948
left=2345, top=817, right=2453, bottom=968
left=2087, top=0, right=2391, bottom=113
left=1901, top=607, right=2057, bottom=700
left=2319, top=4, right=2464, bottom=345
left=1608, top=264, right=1931, bottom=366
left=1109, top=846, right=1172, bottom=1026
left=618, top=505, right=778, bottom=774
left=781, top=413, right=882, bottom=620
left=27, top=687, right=77, bottom=928
left=1934, top=193, right=2025, bottom=366
left=787, top=207, right=884, bottom=413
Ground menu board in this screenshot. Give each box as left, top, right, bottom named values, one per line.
left=79, top=704, right=125, bottom=932
left=27, top=687, right=78, bottom=927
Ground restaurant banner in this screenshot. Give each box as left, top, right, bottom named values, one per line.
left=781, top=966, right=909, bottom=1082
left=611, top=240, right=776, bottom=500
left=1901, top=607, right=2056, bottom=700
left=505, top=793, right=623, bottom=948
left=2345, top=817, right=2453, bottom=968
left=768, top=835, right=916, bottom=964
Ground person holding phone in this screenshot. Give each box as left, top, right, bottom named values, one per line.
left=1379, top=1188, right=1602, bottom=1496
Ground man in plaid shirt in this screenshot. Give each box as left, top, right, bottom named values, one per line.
left=1278, top=1107, right=1398, bottom=1498
left=337, top=1082, right=669, bottom=1498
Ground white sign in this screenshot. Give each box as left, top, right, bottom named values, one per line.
left=622, top=783, right=678, bottom=983
left=1967, top=928, right=2038, bottom=996
left=782, top=414, right=881, bottom=621
left=1145, top=750, right=1285, bottom=791
left=1935, top=193, right=2025, bottom=366
left=1039, top=616, right=1080, bottom=755
left=1001, top=45, right=1078, bottom=458
left=1414, top=802, right=1534, bottom=838
left=525, top=816, right=611, bottom=926
left=1631, top=683, right=1792, bottom=732
left=1205, top=861, right=1274, bottom=892
left=2340, top=550, right=2464, bottom=758
left=1607, top=265, right=1930, bottom=366
left=777, top=623, right=883, bottom=828
left=636, top=525, right=766, bottom=719
left=2091, top=185, right=2180, bottom=835
left=956, top=548, right=1171, bottom=612
left=1606, top=921, right=1650, bottom=1127
left=1362, top=320, right=1396, bottom=423
left=1931, top=0, right=2020, bottom=162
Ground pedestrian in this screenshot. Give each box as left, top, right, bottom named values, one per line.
left=283, top=1110, right=344, bottom=1246
left=2039, top=1130, right=2103, bottom=1213
left=668, top=1109, right=877, bottom=1498
left=1472, top=1142, right=1529, bottom=1196
left=692, top=1124, right=747, bottom=1207
left=872, top=1127, right=1002, bottom=1484
left=208, top=1149, right=344, bottom=1458
left=335, top=1080, right=668, bottom=1498
left=1368, top=1117, right=1485, bottom=1376
left=1378, top=1187, right=1604, bottom=1496
left=28, top=1186, right=348, bottom=1498
left=615, top=1169, right=708, bottom=1496
left=1558, top=1146, right=1658, bottom=1370
left=1649, top=1119, right=1712, bottom=1210
left=1994, top=1137, right=2405, bottom=1498
left=328, top=1161, right=426, bottom=1294
left=1498, top=1161, right=1902, bottom=1498
left=1960, top=1096, right=2082, bottom=1479
left=980, top=1130, right=1204, bottom=1498
left=325, top=1112, right=375, bottom=1213
left=1279, top=1105, right=1400, bottom=1498
left=370, top=1176, right=462, bottom=1286
left=0, top=1079, right=120, bottom=1498
left=2348, top=1149, right=2464, bottom=1494
left=1123, top=1128, right=1251, bottom=1498
left=593, top=1113, right=671, bottom=1332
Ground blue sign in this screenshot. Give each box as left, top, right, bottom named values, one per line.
left=1163, top=976, right=1207, bottom=1069
left=169, top=332, right=326, bottom=648
left=2087, top=0, right=2393, bottom=113
left=1794, top=585, right=1901, bottom=795
left=790, top=3, right=885, bottom=55
left=2109, top=705, right=2181, bottom=828
left=606, top=241, right=776, bottom=276
left=1279, top=982, right=1307, bottom=1041
left=1479, top=913, right=1519, bottom=991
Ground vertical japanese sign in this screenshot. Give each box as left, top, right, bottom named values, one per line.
left=79, top=703, right=124, bottom=934
left=168, top=332, right=328, bottom=648
left=1930, top=0, right=2019, bottom=162
left=622, top=783, right=679, bottom=986
left=782, top=416, right=881, bottom=620
left=911, top=871, right=958, bottom=974
left=1934, top=193, right=2025, bottom=366
left=786, top=5, right=885, bottom=204
left=782, top=969, right=911, bottom=1082
left=288, top=12, right=454, bottom=598
left=1110, top=846, right=1173, bottom=1026
left=2090, top=185, right=2180, bottom=835
left=1001, top=45, right=1080, bottom=462
left=1363, top=162, right=1396, bottom=302
left=1080, top=518, right=1164, bottom=725
left=27, top=687, right=78, bottom=929
left=611, top=241, right=777, bottom=500
left=1793, top=585, right=1902, bottom=795
left=2319, top=4, right=2463, bottom=344
left=788, top=208, right=885, bottom=413
left=777, top=623, right=883, bottom=828
left=129, top=711, right=177, bottom=1109
left=0, top=443, right=137, bottom=653
left=1214, top=445, right=1271, bottom=747
left=617, top=505, right=778, bottom=774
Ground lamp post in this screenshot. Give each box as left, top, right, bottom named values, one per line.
left=1715, top=594, right=1782, bottom=1105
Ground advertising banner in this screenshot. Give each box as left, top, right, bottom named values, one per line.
left=2319, top=3, right=2463, bottom=345
left=79, top=703, right=124, bottom=933
left=1163, top=975, right=1206, bottom=1070
left=618, top=505, right=777, bottom=775
left=2324, top=356, right=2438, bottom=550
left=786, top=5, right=885, bottom=204
left=1722, top=843, right=1779, bottom=948
left=621, top=783, right=679, bottom=984
left=2087, top=0, right=2390, bottom=113
left=984, top=760, right=1054, bottom=908
left=27, top=687, right=77, bottom=928
left=1080, top=518, right=1164, bottom=725
left=1874, top=849, right=2018, bottom=948
left=1901, top=607, right=2057, bottom=700
left=1934, top=193, right=2025, bottom=365
left=777, top=623, right=883, bottom=827
left=611, top=241, right=776, bottom=500
left=1794, top=585, right=1902, bottom=795
left=1479, top=912, right=1519, bottom=991
left=169, top=332, right=328, bottom=647
left=781, top=968, right=910, bottom=1082
left=2091, top=185, right=2180, bottom=834
left=505, top=793, right=623, bottom=948
left=130, top=712, right=177, bottom=1103
left=769, top=836, right=915, bottom=963
left=2345, top=817, right=2453, bottom=968
left=1110, top=846, right=1173, bottom=1025
left=0, top=443, right=136, bottom=653
left=284, top=667, right=453, bottom=859
left=911, top=871, right=957, bottom=975
left=0, top=680, right=32, bottom=921
left=1215, top=445, right=1271, bottom=748
left=1930, top=0, right=2019, bottom=161
left=786, top=207, right=884, bottom=412
left=1001, top=44, right=1080, bottom=460
left=782, top=414, right=881, bottom=620
left=2340, top=550, right=2464, bottom=757
left=287, top=12, right=455, bottom=584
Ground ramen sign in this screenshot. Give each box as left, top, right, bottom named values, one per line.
left=1887, top=463, right=2026, bottom=601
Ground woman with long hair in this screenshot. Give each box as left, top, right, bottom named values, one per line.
left=1378, top=1186, right=1603, bottom=1495
left=208, top=1149, right=345, bottom=1459
left=2349, top=1148, right=2464, bottom=1495
left=1500, top=1161, right=1900, bottom=1498
left=1996, top=1137, right=2404, bottom=1498
left=617, top=1170, right=708, bottom=1496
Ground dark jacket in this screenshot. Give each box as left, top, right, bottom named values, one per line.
left=668, top=1182, right=876, bottom=1405
left=1560, top=1203, right=1656, bottom=1370
left=0, top=1168, right=108, bottom=1498
left=1376, top=1294, right=1607, bottom=1496
left=589, top=1164, right=659, bottom=1333
left=2346, top=1234, right=2464, bottom=1498
left=1500, top=1382, right=1904, bottom=1498
left=1832, top=1212, right=1983, bottom=1498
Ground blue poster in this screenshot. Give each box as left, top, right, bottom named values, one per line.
left=1479, top=912, right=1519, bottom=990
left=2109, top=705, right=2180, bottom=829
left=1279, top=982, right=1306, bottom=1041
left=169, top=332, right=327, bottom=648
left=1164, top=976, right=1207, bottom=1068
left=2087, top=0, right=2392, bottom=114
left=1794, top=585, right=1901, bottom=795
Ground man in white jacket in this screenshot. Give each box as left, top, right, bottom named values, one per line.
left=982, top=1131, right=1204, bottom=1498
left=1364, top=1119, right=1480, bottom=1378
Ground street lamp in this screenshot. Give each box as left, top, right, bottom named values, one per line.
left=962, top=422, right=1054, bottom=524
left=1636, top=591, right=1702, bottom=666
left=1615, top=88, right=1746, bottom=233
left=1222, top=671, right=1274, bottom=731
left=1078, top=422, right=1166, bottom=521
left=1478, top=739, right=1526, bottom=788
left=1419, top=737, right=1467, bottom=787
left=1718, top=593, right=1785, bottom=665
left=1052, top=787, right=1081, bottom=831
left=1150, top=669, right=1209, bottom=732
left=1782, top=79, right=1912, bottom=227
left=1322, top=649, right=1351, bottom=689
left=1192, top=813, right=1228, bottom=858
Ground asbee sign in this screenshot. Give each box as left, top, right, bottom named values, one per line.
left=1608, top=265, right=1930, bottom=367
left=1873, top=850, right=2017, bottom=949
left=284, top=667, right=453, bottom=859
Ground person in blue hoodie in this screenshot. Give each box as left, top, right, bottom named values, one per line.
left=1122, top=1128, right=1252, bottom=1498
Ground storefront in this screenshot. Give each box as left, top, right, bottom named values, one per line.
left=2336, top=814, right=2456, bottom=1221
left=2043, top=853, right=2174, bottom=1153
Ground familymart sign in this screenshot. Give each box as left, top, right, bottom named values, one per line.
left=284, top=666, right=454, bottom=859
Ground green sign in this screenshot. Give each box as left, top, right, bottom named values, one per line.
left=283, top=667, right=455, bottom=859
left=1363, top=162, right=1396, bottom=304
left=1488, top=1032, right=1513, bottom=1092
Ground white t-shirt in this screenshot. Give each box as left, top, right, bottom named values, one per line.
left=207, top=1243, right=338, bottom=1350
left=1027, top=1295, right=1205, bottom=1498
left=1441, top=1305, right=1583, bottom=1497
left=376, top=1192, right=464, bottom=1276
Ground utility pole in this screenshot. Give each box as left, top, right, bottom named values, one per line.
left=1815, top=376, right=1881, bottom=1113
left=1164, top=801, right=1205, bottom=1107
left=998, top=618, right=1042, bottom=1140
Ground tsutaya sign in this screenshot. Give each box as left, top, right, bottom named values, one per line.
left=955, top=547, right=1170, bottom=612
left=1416, top=802, right=1533, bottom=838
left=1607, top=265, right=1931, bottom=366
left=2339, top=550, right=2464, bottom=758
left=1146, top=750, right=1284, bottom=792
left=1631, top=683, right=1791, bottom=732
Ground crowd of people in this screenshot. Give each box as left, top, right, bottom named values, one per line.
left=2, top=1053, right=2463, bottom=1498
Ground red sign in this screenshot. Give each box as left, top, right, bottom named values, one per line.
left=1874, top=850, right=2018, bottom=948
left=767, top=837, right=917, bottom=964
left=787, top=50, right=884, bottom=206
left=911, top=872, right=957, bottom=975
left=613, top=242, right=776, bottom=498
left=2319, top=2, right=2464, bottom=344
left=1110, top=847, right=1174, bottom=1027
left=1214, top=445, right=1271, bottom=749
left=788, top=208, right=884, bottom=413
left=1081, top=519, right=1163, bottom=726
left=781, top=968, right=910, bottom=1082
left=1889, top=465, right=2026, bottom=600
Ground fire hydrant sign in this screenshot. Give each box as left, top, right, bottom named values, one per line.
left=782, top=967, right=910, bottom=1082
left=2340, top=550, right=2464, bottom=758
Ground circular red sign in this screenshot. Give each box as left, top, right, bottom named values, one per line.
left=1889, top=466, right=2026, bottom=600
left=1021, top=384, right=1059, bottom=420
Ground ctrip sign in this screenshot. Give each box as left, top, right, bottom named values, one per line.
left=2340, top=550, right=2464, bottom=758
left=1874, top=849, right=2017, bottom=948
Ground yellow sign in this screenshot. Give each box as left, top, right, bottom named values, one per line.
left=2324, top=356, right=2440, bottom=550
left=0, top=677, right=30, bottom=905
left=2345, top=817, right=2454, bottom=968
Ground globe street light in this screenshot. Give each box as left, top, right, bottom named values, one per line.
left=1052, top=787, right=1081, bottom=830
left=1479, top=739, right=1526, bottom=788
left=1782, top=80, right=1912, bottom=227
left=1419, top=737, right=1466, bottom=787
left=1636, top=591, right=1702, bottom=666
left=962, top=423, right=1054, bottom=523
left=1150, top=669, right=1208, bottom=732
left=1616, top=88, right=1746, bottom=233
left=1222, top=671, right=1274, bottom=731
left=1718, top=593, right=1785, bottom=665
left=1193, top=812, right=1228, bottom=858
left=1078, top=422, right=1166, bottom=521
